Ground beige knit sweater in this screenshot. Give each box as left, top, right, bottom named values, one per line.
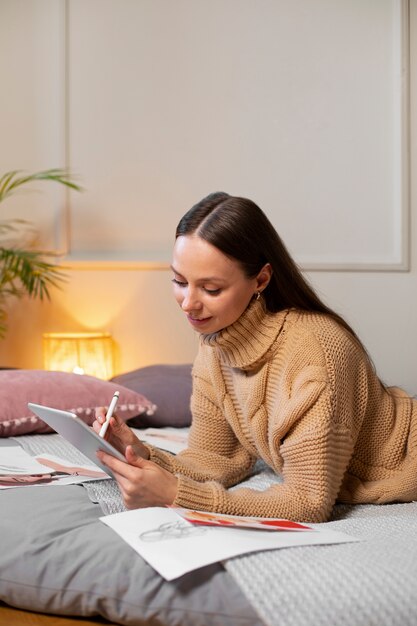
left=147, top=299, right=417, bottom=522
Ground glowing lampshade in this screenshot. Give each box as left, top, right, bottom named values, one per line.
left=43, top=332, right=115, bottom=379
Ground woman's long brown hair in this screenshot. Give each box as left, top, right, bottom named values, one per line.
left=176, top=192, right=363, bottom=345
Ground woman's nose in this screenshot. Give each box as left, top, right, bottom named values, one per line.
left=181, top=288, right=201, bottom=312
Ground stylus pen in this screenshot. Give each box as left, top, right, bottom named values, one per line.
left=99, top=391, right=119, bottom=438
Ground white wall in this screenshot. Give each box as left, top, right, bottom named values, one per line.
left=0, top=0, right=416, bottom=394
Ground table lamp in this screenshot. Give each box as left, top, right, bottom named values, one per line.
left=43, top=332, right=115, bottom=379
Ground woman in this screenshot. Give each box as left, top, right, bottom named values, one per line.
left=94, top=192, right=417, bottom=522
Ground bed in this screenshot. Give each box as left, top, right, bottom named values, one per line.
left=1, top=366, right=417, bottom=626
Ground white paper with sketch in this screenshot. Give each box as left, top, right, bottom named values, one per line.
left=100, top=506, right=359, bottom=580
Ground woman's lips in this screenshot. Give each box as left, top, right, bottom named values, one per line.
left=187, top=315, right=212, bottom=327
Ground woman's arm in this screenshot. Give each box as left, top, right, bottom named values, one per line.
left=146, top=368, right=256, bottom=487
left=96, top=380, right=353, bottom=519
left=171, top=381, right=355, bottom=522
left=94, top=349, right=256, bottom=509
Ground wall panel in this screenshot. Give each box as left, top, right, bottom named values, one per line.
left=0, top=0, right=67, bottom=252
left=66, top=0, right=409, bottom=270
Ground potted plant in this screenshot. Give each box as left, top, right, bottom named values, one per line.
left=0, top=169, right=82, bottom=337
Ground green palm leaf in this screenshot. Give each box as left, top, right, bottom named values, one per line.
left=0, top=168, right=81, bottom=203
left=0, top=168, right=82, bottom=338
left=0, top=248, right=65, bottom=297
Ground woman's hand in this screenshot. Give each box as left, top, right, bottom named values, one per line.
left=97, top=446, right=179, bottom=509
left=92, top=408, right=149, bottom=460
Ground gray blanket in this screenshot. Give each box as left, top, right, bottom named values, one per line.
left=224, top=468, right=417, bottom=626
left=16, top=434, right=417, bottom=626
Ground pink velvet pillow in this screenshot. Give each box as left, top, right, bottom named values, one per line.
left=0, top=369, right=156, bottom=437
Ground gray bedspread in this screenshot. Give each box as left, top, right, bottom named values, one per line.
left=10, top=434, right=417, bottom=626
left=224, top=468, right=417, bottom=626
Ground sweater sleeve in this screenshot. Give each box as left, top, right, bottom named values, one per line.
left=172, top=375, right=355, bottom=523
left=145, top=348, right=256, bottom=488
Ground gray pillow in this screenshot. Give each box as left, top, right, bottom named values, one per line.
left=111, top=363, right=193, bottom=428
left=0, top=480, right=263, bottom=626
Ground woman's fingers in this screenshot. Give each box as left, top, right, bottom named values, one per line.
left=96, top=448, right=178, bottom=509
left=94, top=407, right=107, bottom=424
left=97, top=449, right=133, bottom=477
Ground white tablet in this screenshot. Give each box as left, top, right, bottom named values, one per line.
left=28, top=402, right=126, bottom=478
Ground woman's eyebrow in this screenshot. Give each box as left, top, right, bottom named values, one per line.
left=170, top=264, right=184, bottom=277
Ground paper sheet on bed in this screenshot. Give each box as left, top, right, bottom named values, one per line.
left=0, top=446, right=108, bottom=488
left=100, top=506, right=359, bottom=580
left=0, top=445, right=53, bottom=475
left=132, top=427, right=189, bottom=454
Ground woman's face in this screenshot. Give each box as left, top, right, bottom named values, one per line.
left=171, top=235, right=264, bottom=334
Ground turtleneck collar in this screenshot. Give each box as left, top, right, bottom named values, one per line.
left=200, top=297, right=290, bottom=370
